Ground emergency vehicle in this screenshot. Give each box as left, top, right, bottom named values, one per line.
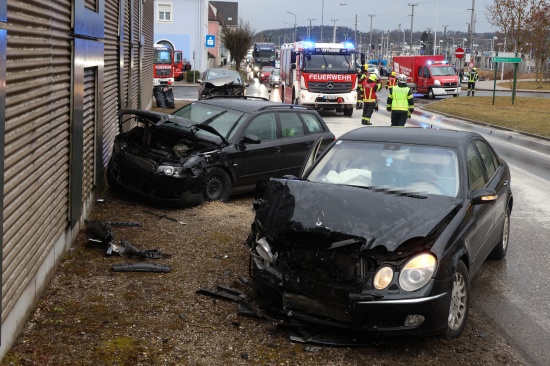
left=279, top=41, right=358, bottom=116
left=392, top=55, right=460, bottom=99
left=153, top=45, right=184, bottom=85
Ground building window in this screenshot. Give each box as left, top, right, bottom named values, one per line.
left=157, top=3, right=172, bottom=22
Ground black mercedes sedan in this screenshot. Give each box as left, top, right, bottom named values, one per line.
left=246, top=127, right=513, bottom=339
left=107, top=97, right=335, bottom=207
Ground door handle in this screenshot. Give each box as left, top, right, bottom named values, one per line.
left=274, top=147, right=281, bottom=153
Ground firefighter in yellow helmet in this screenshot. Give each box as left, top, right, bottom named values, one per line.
left=386, top=74, right=414, bottom=126
left=356, top=65, right=368, bottom=109
left=386, top=71, right=397, bottom=93
left=361, top=73, right=381, bottom=125
left=467, top=67, right=479, bottom=96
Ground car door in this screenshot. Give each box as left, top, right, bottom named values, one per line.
left=229, top=112, right=282, bottom=188
left=278, top=111, right=315, bottom=177
left=465, top=141, right=499, bottom=275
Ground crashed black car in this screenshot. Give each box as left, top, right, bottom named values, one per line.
left=107, top=97, right=335, bottom=206
left=246, top=127, right=513, bottom=339
left=197, top=68, right=248, bottom=100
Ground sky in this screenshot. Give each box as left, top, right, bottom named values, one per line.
left=236, top=0, right=498, bottom=36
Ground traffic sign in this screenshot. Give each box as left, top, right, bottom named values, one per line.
left=455, top=47, right=464, bottom=59
left=468, top=62, right=474, bottom=69
left=493, top=57, right=522, bottom=63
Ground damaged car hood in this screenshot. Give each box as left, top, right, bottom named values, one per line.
left=118, top=109, right=229, bottom=146
left=255, top=179, right=461, bottom=251
left=200, top=76, right=240, bottom=87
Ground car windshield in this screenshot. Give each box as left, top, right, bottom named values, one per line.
left=262, top=67, right=274, bottom=73
left=306, top=140, right=459, bottom=197
left=172, top=103, right=248, bottom=141
left=303, top=53, right=356, bottom=72
left=431, top=66, right=456, bottom=76
left=272, top=69, right=280, bottom=76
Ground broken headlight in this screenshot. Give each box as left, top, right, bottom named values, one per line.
left=157, top=165, right=183, bottom=176
left=399, top=253, right=437, bottom=292
left=373, top=266, right=394, bottom=290
left=255, top=237, right=275, bottom=267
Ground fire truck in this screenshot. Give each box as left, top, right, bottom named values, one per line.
left=153, top=45, right=184, bottom=85
left=279, top=41, right=358, bottom=116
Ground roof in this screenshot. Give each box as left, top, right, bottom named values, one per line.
left=339, top=127, right=477, bottom=148
left=210, top=1, right=238, bottom=27
left=195, top=97, right=309, bottom=114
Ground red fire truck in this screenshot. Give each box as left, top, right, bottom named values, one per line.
left=153, top=45, right=184, bottom=85
left=392, top=55, right=460, bottom=99
left=279, top=41, right=358, bottom=116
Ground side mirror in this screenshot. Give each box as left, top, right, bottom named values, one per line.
left=240, top=134, right=261, bottom=145
left=472, top=188, right=498, bottom=205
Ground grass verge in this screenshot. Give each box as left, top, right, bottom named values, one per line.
left=423, top=96, right=550, bottom=139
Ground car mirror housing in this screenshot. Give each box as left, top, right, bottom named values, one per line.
left=240, top=134, right=261, bottom=145
left=471, top=188, right=498, bottom=205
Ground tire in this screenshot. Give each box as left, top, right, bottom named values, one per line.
left=343, top=107, right=353, bottom=117
left=489, top=206, right=510, bottom=260
left=203, top=167, right=231, bottom=202
left=428, top=89, right=436, bottom=99
left=453, top=93, right=459, bottom=97
left=444, top=260, right=470, bottom=339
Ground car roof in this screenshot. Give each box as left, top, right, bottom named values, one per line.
left=195, top=97, right=313, bottom=114
left=339, top=127, right=478, bottom=148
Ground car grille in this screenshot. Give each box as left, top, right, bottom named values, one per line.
left=156, top=69, right=171, bottom=77
left=443, top=82, right=458, bottom=87
left=283, top=292, right=351, bottom=323
left=308, top=82, right=354, bottom=94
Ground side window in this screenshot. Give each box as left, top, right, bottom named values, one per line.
left=301, top=114, right=324, bottom=133
left=280, top=112, right=305, bottom=138
left=418, top=67, right=423, bottom=78
left=244, top=113, right=277, bottom=141
left=467, top=144, right=487, bottom=190
left=474, top=140, right=498, bottom=179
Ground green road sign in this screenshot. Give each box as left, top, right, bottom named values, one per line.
left=493, top=56, right=522, bottom=63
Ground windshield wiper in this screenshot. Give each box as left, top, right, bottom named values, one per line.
left=203, top=110, right=227, bottom=124
left=346, top=184, right=427, bottom=199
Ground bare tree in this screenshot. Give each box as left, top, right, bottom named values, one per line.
left=486, top=0, right=531, bottom=51
left=528, top=0, right=550, bottom=81
left=220, top=20, right=254, bottom=72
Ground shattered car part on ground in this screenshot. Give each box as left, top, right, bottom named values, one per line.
left=112, top=262, right=171, bottom=273
left=246, top=127, right=513, bottom=340
left=107, top=97, right=335, bottom=207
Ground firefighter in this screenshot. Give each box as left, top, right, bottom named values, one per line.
left=386, top=71, right=397, bottom=93
left=356, top=65, right=368, bottom=109
left=467, top=67, right=479, bottom=96
left=386, top=74, right=414, bottom=127
left=361, top=73, right=381, bottom=125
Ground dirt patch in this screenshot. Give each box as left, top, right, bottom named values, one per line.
left=1, top=189, right=533, bottom=365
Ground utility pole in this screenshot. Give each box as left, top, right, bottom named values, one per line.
left=408, top=3, right=418, bottom=54
left=468, top=0, right=475, bottom=62
left=368, top=14, right=375, bottom=56
left=354, top=14, right=358, bottom=45
left=331, top=19, right=338, bottom=43
left=307, top=18, right=317, bottom=40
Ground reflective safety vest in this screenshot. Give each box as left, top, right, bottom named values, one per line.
left=468, top=71, right=479, bottom=82
left=390, top=85, right=413, bottom=111
left=386, top=76, right=397, bottom=88
left=362, top=81, right=380, bottom=102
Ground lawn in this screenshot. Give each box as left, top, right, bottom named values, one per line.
left=423, top=96, right=550, bottom=139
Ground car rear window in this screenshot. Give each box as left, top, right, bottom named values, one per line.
left=301, top=114, right=324, bottom=133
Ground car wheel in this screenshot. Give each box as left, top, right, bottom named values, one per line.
left=489, top=206, right=510, bottom=260
left=428, top=89, right=436, bottom=99
left=343, top=107, right=353, bottom=117
left=453, top=93, right=459, bottom=97
left=444, top=260, right=470, bottom=339
left=203, top=167, right=231, bottom=202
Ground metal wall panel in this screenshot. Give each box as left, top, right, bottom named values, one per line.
left=141, top=0, right=153, bottom=110
left=82, top=67, right=97, bottom=200
left=2, top=0, right=71, bottom=320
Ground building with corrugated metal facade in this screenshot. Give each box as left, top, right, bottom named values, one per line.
left=0, top=0, right=154, bottom=357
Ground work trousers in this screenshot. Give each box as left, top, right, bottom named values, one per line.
left=467, top=82, right=476, bottom=96
left=391, top=111, right=408, bottom=127
left=362, top=102, right=376, bottom=125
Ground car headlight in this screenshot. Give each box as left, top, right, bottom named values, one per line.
left=255, top=238, right=274, bottom=266
left=373, top=266, right=394, bottom=290
left=157, top=165, right=183, bottom=176
left=399, top=253, right=436, bottom=292
left=434, top=80, right=441, bottom=86
left=253, top=66, right=259, bottom=72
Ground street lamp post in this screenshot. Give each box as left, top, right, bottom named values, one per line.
left=307, top=18, right=317, bottom=40
left=284, top=22, right=292, bottom=44
left=408, top=3, right=418, bottom=54
left=331, top=19, right=338, bottom=43
left=287, top=12, right=297, bottom=42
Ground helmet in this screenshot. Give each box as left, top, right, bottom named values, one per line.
left=472, top=68, right=477, bottom=71
left=368, top=74, right=378, bottom=82
left=397, top=74, right=407, bottom=83
left=391, top=71, right=396, bottom=77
